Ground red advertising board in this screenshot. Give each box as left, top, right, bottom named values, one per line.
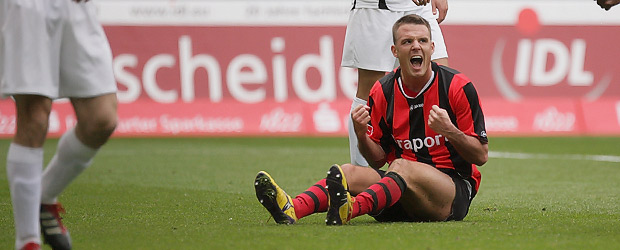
left=1, top=1, right=619, bottom=137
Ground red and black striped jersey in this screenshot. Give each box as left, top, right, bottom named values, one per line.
left=367, top=62, right=488, bottom=193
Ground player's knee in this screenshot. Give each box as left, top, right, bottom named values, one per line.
left=387, top=158, right=408, bottom=173
left=82, top=115, right=117, bottom=139
left=14, top=109, right=50, bottom=146
left=340, top=163, right=357, bottom=178
left=340, top=163, right=382, bottom=195
left=23, top=115, right=50, bottom=134
left=16, top=117, right=49, bottom=147
left=340, top=163, right=364, bottom=191
left=387, top=158, right=418, bottom=181
left=340, top=163, right=370, bottom=179
left=96, top=117, right=117, bottom=138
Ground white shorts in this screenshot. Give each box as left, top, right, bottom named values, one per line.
left=0, top=0, right=117, bottom=99
left=341, top=7, right=449, bottom=72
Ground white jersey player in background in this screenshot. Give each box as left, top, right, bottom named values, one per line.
left=341, top=0, right=450, bottom=167
left=0, top=0, right=118, bottom=249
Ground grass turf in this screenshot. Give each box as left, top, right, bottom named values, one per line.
left=0, top=137, right=619, bottom=249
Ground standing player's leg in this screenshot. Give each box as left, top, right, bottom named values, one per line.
left=348, top=69, right=386, bottom=167
left=40, top=0, right=118, bottom=206
left=7, top=95, right=53, bottom=249
left=38, top=2, right=118, bottom=249
left=40, top=94, right=117, bottom=205
left=342, top=9, right=399, bottom=167
left=2, top=0, right=63, bottom=248
left=39, top=94, right=117, bottom=249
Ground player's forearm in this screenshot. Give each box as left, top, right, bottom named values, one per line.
left=443, top=130, right=488, bottom=166
left=357, top=135, right=387, bottom=168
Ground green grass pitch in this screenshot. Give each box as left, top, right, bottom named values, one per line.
left=1, top=136, right=619, bottom=249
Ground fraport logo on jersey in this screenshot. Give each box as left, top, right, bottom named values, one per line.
left=394, top=134, right=446, bottom=153
left=491, top=8, right=609, bottom=101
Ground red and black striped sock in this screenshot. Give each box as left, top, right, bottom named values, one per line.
left=292, top=179, right=328, bottom=219
left=352, top=172, right=406, bottom=218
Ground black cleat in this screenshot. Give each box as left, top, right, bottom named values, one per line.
left=40, top=203, right=72, bottom=250
left=325, top=164, right=353, bottom=225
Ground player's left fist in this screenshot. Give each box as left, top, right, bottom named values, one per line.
left=428, top=105, right=453, bottom=134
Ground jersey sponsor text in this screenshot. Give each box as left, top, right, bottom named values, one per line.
left=394, top=134, right=446, bottom=153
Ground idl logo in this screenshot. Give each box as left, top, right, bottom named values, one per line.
left=513, top=39, right=592, bottom=87
left=492, top=8, right=611, bottom=101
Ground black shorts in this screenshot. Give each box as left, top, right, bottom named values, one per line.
left=370, top=169, right=474, bottom=222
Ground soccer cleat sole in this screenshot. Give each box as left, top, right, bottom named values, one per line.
left=254, top=171, right=296, bottom=224
left=325, top=164, right=352, bottom=226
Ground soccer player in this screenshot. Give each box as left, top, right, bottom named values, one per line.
left=1, top=0, right=118, bottom=249
left=255, top=14, right=487, bottom=225
left=342, top=0, right=450, bottom=167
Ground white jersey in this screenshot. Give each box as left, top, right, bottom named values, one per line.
left=352, top=0, right=421, bottom=11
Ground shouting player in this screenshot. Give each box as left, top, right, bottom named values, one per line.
left=254, top=14, right=487, bottom=225
left=342, top=0, right=450, bottom=167
left=1, top=0, right=118, bottom=249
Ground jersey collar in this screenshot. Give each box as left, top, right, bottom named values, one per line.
left=397, top=69, right=435, bottom=99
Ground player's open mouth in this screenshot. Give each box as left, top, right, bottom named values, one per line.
left=410, top=56, right=423, bottom=68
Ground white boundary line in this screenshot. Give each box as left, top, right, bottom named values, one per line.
left=489, top=151, right=620, bottom=163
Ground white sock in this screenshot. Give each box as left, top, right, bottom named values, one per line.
left=7, top=143, right=43, bottom=249
left=41, top=127, right=98, bottom=204
left=348, top=97, right=369, bottom=167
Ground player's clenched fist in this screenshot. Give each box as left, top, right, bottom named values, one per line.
left=351, top=104, right=371, bottom=137
left=428, top=105, right=456, bottom=135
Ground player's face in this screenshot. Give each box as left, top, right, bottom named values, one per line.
left=391, top=23, right=434, bottom=80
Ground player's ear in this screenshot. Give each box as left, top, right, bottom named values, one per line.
left=391, top=45, right=398, bottom=58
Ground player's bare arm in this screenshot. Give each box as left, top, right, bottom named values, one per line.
left=427, top=105, right=488, bottom=166
left=432, top=0, right=449, bottom=24
left=351, top=104, right=387, bottom=168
